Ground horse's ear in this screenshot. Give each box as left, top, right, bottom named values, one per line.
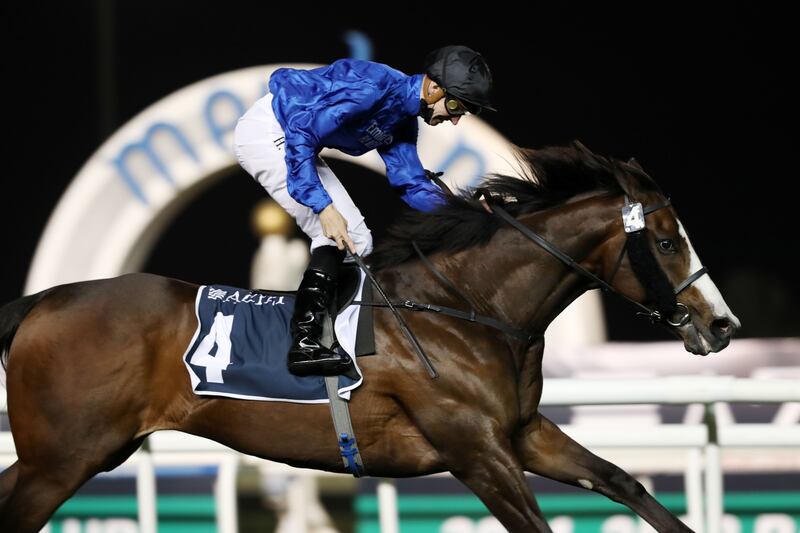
left=572, top=140, right=593, bottom=154
left=613, top=161, right=640, bottom=199
left=627, top=157, right=644, bottom=171
left=616, top=158, right=663, bottom=199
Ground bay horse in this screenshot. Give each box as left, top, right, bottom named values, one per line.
left=0, top=142, right=739, bottom=532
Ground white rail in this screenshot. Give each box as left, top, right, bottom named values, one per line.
left=540, top=376, right=800, bottom=405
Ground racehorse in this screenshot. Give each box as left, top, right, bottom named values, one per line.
left=0, top=141, right=739, bottom=532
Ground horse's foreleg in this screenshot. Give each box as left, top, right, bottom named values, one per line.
left=516, top=415, right=694, bottom=532
left=448, top=439, right=552, bottom=533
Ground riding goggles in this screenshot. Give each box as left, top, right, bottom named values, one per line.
left=445, top=93, right=480, bottom=116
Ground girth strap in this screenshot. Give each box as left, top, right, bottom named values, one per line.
left=324, top=376, right=364, bottom=477
left=321, top=308, right=364, bottom=477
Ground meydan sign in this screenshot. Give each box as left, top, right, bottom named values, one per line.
left=25, top=64, right=605, bottom=346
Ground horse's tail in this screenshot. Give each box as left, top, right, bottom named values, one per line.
left=0, top=289, right=53, bottom=373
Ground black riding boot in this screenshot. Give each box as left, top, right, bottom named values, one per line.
left=287, top=246, right=351, bottom=376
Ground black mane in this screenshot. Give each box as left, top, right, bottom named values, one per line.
left=368, top=142, right=629, bottom=271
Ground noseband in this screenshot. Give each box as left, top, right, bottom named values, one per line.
left=489, top=194, right=708, bottom=327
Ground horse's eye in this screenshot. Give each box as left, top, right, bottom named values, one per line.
left=658, top=239, right=676, bottom=254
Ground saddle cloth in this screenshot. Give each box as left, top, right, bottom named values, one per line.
left=182, top=269, right=371, bottom=403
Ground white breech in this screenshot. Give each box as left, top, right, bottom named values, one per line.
left=233, top=93, right=373, bottom=256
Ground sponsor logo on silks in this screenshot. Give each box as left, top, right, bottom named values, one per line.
left=358, top=121, right=393, bottom=149
left=207, top=288, right=285, bottom=306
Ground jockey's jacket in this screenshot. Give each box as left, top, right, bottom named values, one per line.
left=269, top=59, right=445, bottom=214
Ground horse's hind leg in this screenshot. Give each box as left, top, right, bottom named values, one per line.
left=2, top=353, right=147, bottom=529
left=1, top=289, right=158, bottom=531
left=0, top=461, right=19, bottom=510
left=516, top=415, right=694, bottom=532
left=0, top=461, right=89, bottom=532
left=0, top=433, right=144, bottom=532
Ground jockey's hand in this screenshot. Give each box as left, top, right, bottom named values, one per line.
left=319, top=204, right=356, bottom=254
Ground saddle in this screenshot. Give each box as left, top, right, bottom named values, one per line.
left=335, top=262, right=376, bottom=358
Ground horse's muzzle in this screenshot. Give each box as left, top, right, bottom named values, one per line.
left=677, top=310, right=740, bottom=355
left=710, top=316, right=738, bottom=346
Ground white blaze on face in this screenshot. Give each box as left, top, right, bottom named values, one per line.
left=677, top=220, right=741, bottom=328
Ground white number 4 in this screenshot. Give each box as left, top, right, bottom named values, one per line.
left=622, top=202, right=645, bottom=233
left=190, top=312, right=234, bottom=383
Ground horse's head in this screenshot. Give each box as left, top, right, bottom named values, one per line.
left=597, top=150, right=740, bottom=355
left=368, top=141, right=740, bottom=355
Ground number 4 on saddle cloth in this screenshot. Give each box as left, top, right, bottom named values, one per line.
left=183, top=264, right=375, bottom=403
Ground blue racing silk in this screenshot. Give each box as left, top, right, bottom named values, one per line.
left=269, top=59, right=445, bottom=214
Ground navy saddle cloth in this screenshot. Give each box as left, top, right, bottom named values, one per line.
left=182, top=267, right=372, bottom=403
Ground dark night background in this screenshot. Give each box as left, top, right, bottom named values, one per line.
left=3, top=3, right=797, bottom=341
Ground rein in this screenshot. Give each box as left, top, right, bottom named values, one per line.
left=352, top=191, right=708, bottom=378
left=488, top=195, right=708, bottom=326
left=354, top=242, right=538, bottom=343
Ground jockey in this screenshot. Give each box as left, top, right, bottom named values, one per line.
left=233, top=45, right=494, bottom=377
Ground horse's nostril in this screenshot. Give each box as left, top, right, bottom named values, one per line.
left=712, top=318, right=733, bottom=339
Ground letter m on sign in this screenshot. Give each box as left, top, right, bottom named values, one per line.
left=112, top=122, right=200, bottom=205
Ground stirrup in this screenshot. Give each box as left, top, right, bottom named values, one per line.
left=288, top=349, right=352, bottom=377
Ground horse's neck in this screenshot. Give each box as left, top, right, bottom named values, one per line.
left=450, top=195, right=620, bottom=334
left=374, top=195, right=619, bottom=341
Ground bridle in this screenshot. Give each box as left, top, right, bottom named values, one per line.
left=353, top=190, right=709, bottom=379
left=488, top=193, right=708, bottom=327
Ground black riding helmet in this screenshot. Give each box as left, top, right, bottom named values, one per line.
left=424, top=45, right=496, bottom=114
